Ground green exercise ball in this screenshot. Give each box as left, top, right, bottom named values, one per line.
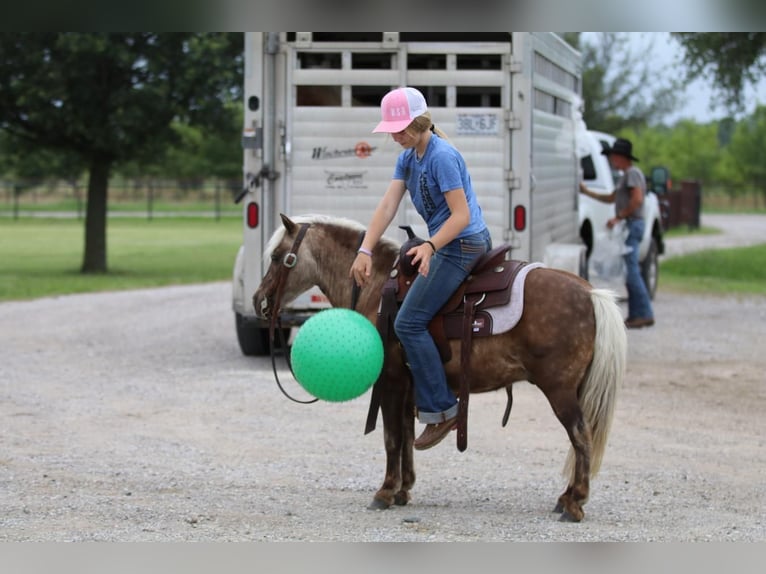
left=291, top=308, right=384, bottom=402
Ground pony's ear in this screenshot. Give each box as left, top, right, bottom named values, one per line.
left=280, top=213, right=297, bottom=235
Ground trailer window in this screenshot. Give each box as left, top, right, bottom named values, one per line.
left=457, top=86, right=501, bottom=107
left=400, top=33, right=511, bottom=43
left=412, top=86, right=447, bottom=107
left=535, top=53, right=579, bottom=92
left=297, top=86, right=341, bottom=106
left=457, top=54, right=502, bottom=70
left=534, top=89, right=572, bottom=118
left=407, top=54, right=446, bottom=70
left=351, top=86, right=390, bottom=106
left=308, top=33, right=384, bottom=43
left=535, top=90, right=555, bottom=114
left=297, top=52, right=341, bottom=69
left=352, top=53, right=394, bottom=70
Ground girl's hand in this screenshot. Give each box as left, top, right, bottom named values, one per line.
left=349, top=253, right=372, bottom=287
left=408, top=243, right=434, bottom=278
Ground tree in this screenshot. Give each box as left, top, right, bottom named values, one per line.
left=157, top=101, right=242, bottom=185
left=672, top=33, right=766, bottom=112
left=0, top=33, right=243, bottom=272
left=575, top=33, right=682, bottom=133
left=727, top=105, right=766, bottom=205
left=620, top=121, right=722, bottom=187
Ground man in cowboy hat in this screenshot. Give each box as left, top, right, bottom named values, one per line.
left=580, top=137, right=655, bottom=328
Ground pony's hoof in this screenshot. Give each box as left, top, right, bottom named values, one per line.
left=554, top=494, right=583, bottom=521
left=393, top=491, right=410, bottom=506
left=558, top=510, right=583, bottom=523
left=367, top=497, right=392, bottom=511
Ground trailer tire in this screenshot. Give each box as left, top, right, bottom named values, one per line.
left=235, top=312, right=271, bottom=356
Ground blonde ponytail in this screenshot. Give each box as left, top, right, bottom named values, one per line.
left=406, top=111, right=450, bottom=142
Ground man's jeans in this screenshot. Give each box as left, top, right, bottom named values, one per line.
left=623, top=218, right=654, bottom=320
left=394, top=229, right=492, bottom=423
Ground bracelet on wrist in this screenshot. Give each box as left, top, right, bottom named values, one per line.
left=357, top=246, right=373, bottom=257
left=425, top=240, right=437, bottom=254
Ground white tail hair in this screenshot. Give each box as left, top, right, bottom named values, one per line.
left=563, top=288, right=626, bottom=480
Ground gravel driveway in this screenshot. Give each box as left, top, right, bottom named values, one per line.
left=1, top=215, right=765, bottom=541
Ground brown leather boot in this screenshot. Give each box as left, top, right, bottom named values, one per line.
left=625, top=317, right=655, bottom=329
left=413, top=417, right=458, bottom=451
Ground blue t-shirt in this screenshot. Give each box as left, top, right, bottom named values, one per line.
left=393, top=134, right=486, bottom=238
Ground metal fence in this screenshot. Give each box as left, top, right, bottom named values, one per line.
left=1, top=178, right=242, bottom=220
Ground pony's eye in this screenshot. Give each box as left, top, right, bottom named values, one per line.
left=271, top=253, right=280, bottom=262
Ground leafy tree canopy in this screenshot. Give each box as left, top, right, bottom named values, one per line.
left=567, top=33, right=681, bottom=133
left=0, top=33, right=242, bottom=163
left=672, top=32, right=766, bottom=112
left=0, top=32, right=243, bottom=272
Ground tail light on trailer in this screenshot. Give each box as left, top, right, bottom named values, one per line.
left=247, top=202, right=259, bottom=228
left=513, top=205, right=526, bottom=231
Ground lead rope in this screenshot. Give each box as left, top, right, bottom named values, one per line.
left=268, top=223, right=318, bottom=404
left=269, top=228, right=366, bottom=405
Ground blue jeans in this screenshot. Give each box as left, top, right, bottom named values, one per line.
left=623, top=218, right=654, bottom=320
left=394, top=228, right=492, bottom=423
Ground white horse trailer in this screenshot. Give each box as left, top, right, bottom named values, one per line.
left=233, top=32, right=586, bottom=355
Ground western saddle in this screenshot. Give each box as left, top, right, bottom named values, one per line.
left=365, top=227, right=529, bottom=451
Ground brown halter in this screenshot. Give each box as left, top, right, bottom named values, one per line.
left=267, top=223, right=318, bottom=404
left=266, top=223, right=365, bottom=405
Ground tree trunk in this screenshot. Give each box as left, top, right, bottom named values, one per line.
left=81, top=157, right=111, bottom=273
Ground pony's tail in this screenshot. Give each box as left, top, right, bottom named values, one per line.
left=564, top=288, right=626, bottom=481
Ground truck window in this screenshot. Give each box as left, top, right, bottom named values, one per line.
left=581, top=156, right=597, bottom=180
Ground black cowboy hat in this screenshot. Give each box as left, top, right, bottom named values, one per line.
left=601, top=138, right=639, bottom=161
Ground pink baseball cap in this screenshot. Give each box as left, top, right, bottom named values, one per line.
left=372, top=87, right=428, bottom=133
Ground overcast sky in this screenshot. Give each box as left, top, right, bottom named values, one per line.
left=585, top=32, right=766, bottom=125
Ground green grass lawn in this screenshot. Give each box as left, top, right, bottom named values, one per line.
left=2, top=216, right=765, bottom=302
left=0, top=217, right=243, bottom=301
left=660, top=242, right=766, bottom=296
left=663, top=225, right=721, bottom=238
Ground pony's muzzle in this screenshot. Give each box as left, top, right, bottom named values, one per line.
left=253, top=293, right=272, bottom=319
left=260, top=297, right=271, bottom=317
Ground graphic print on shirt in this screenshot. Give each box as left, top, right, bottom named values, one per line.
left=419, top=170, right=436, bottom=217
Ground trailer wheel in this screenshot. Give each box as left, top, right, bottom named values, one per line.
left=235, top=312, right=271, bottom=356
left=235, top=313, right=292, bottom=356
left=641, top=237, right=659, bottom=300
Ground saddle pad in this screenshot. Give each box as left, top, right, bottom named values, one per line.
left=486, top=262, right=545, bottom=334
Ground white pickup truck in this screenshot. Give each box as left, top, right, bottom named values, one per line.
left=578, top=130, right=665, bottom=298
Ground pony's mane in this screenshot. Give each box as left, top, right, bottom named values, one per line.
left=263, top=214, right=400, bottom=263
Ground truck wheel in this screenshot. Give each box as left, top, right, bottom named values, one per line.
left=579, top=245, right=589, bottom=280
left=235, top=312, right=271, bottom=356
left=641, top=238, right=659, bottom=300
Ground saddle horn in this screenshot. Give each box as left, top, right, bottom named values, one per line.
left=398, top=225, right=425, bottom=277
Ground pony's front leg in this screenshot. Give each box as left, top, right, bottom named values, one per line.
left=368, top=380, right=415, bottom=510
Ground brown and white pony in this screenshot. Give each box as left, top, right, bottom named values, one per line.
left=253, top=214, right=626, bottom=522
